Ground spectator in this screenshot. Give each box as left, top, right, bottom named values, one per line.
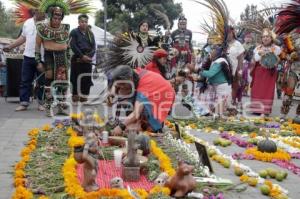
left=226, top=26, right=245, bottom=109
left=3, top=10, right=45, bottom=111
left=70, top=14, right=96, bottom=103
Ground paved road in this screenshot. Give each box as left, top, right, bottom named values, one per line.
left=0, top=78, right=299, bottom=198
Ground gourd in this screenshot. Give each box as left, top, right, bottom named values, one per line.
left=257, top=138, right=277, bottom=153
left=257, top=129, right=277, bottom=153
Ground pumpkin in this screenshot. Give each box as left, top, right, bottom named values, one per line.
left=257, top=138, right=277, bottom=153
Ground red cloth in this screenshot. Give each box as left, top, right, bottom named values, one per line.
left=250, top=63, right=277, bottom=114
left=144, top=62, right=161, bottom=76
left=135, top=68, right=175, bottom=130
left=153, top=49, right=168, bottom=58
left=77, top=160, right=155, bottom=191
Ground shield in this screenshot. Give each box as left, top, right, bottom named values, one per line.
left=260, top=52, right=279, bottom=69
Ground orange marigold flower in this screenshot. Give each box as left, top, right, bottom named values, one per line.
left=239, top=174, right=249, bottom=182
left=264, top=180, right=273, bottom=189
left=41, top=124, right=51, bottom=131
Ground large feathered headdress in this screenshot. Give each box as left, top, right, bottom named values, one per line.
left=100, top=32, right=157, bottom=73
left=11, top=0, right=94, bottom=25
left=275, top=0, right=300, bottom=58
left=275, top=0, right=300, bottom=35
left=238, top=4, right=280, bottom=37
left=192, top=0, right=230, bottom=47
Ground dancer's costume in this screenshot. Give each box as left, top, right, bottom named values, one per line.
left=14, top=0, right=93, bottom=115
left=275, top=0, right=300, bottom=117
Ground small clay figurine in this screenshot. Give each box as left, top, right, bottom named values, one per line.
left=165, top=160, right=197, bottom=197
left=110, top=177, right=124, bottom=189
left=82, top=132, right=100, bottom=192
left=154, top=172, right=169, bottom=186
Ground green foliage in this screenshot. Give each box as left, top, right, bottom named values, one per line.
left=25, top=127, right=70, bottom=197
left=0, top=2, right=21, bottom=38
left=95, top=0, right=183, bottom=34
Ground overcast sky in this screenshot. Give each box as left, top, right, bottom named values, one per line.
left=1, top=0, right=288, bottom=42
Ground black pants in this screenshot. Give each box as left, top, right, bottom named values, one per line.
left=70, top=58, right=93, bottom=96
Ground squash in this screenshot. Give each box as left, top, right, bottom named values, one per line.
left=257, top=138, right=277, bottom=153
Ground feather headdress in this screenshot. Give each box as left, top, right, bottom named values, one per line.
left=191, top=0, right=230, bottom=47
left=238, top=5, right=280, bottom=36
left=275, top=0, right=300, bottom=58
left=100, top=32, right=156, bottom=73
left=12, top=2, right=36, bottom=26
left=11, top=0, right=94, bottom=25
left=275, top=0, right=300, bottom=35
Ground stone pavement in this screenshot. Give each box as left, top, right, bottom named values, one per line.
left=0, top=97, right=52, bottom=198
left=0, top=92, right=299, bottom=198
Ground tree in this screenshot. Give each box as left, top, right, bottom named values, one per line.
left=95, top=0, right=183, bottom=34
left=238, top=4, right=279, bottom=39
left=240, top=4, right=259, bottom=22
left=0, top=2, right=21, bottom=38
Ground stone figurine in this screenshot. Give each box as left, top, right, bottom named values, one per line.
left=110, top=177, right=124, bottom=189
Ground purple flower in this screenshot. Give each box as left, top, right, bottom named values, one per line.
left=272, top=159, right=300, bottom=176
left=209, top=195, right=216, bottom=199
left=220, top=132, right=254, bottom=148
left=216, top=192, right=224, bottom=199
left=265, top=122, right=280, bottom=128
left=290, top=152, right=300, bottom=159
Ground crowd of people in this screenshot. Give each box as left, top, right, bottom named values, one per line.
left=2, top=8, right=96, bottom=116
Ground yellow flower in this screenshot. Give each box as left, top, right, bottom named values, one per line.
left=239, top=174, right=249, bottom=182
left=149, top=185, right=171, bottom=195
left=41, top=124, right=51, bottom=131
left=150, top=140, right=176, bottom=176
left=56, top=123, right=64, bottom=129
left=135, top=188, right=148, bottom=199
left=249, top=132, right=257, bottom=138
left=245, top=147, right=291, bottom=162
left=15, top=161, right=26, bottom=170
left=23, top=155, right=30, bottom=162
left=66, top=127, right=77, bottom=136
left=15, top=169, right=25, bottom=178
left=12, top=186, right=33, bottom=199
left=270, top=186, right=282, bottom=197
left=68, top=136, right=85, bottom=147
left=70, top=113, right=83, bottom=120
left=264, top=180, right=273, bottom=189
left=14, top=178, right=25, bottom=187
left=38, top=196, right=50, bottom=199
left=28, top=128, right=39, bottom=137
